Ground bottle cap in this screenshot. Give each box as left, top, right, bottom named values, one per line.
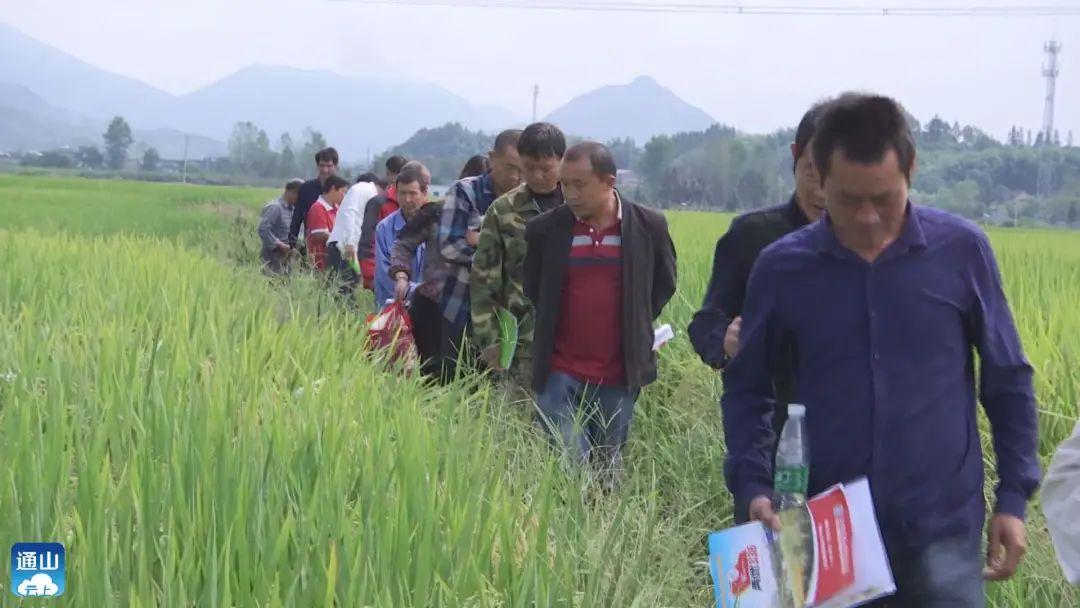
left=788, top=403, right=806, bottom=417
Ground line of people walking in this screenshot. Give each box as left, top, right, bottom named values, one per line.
left=257, top=92, right=1067, bottom=604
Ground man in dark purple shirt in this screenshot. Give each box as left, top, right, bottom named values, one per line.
left=721, top=93, right=1040, bottom=606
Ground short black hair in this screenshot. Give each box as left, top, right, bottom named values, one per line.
left=375, top=177, right=389, bottom=190
left=385, top=155, right=408, bottom=175
left=492, top=129, right=523, bottom=155
left=284, top=178, right=304, bottom=192
left=315, top=147, right=339, bottom=166
left=811, top=93, right=916, bottom=185
left=459, top=155, right=490, bottom=179
left=792, top=102, right=827, bottom=172
left=563, top=142, right=617, bottom=179
left=396, top=161, right=431, bottom=191
left=518, top=122, right=567, bottom=160
left=355, top=171, right=378, bottom=184
left=321, top=174, right=349, bottom=193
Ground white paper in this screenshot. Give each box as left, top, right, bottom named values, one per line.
left=653, top=324, right=675, bottom=351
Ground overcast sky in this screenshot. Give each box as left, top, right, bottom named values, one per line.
left=2, top=0, right=1078, bottom=140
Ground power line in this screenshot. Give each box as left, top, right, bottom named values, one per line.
left=336, top=1, right=1080, bottom=17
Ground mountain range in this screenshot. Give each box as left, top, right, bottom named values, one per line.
left=545, top=76, right=716, bottom=144
left=0, top=21, right=716, bottom=159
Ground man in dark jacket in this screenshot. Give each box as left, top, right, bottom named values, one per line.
left=523, top=141, right=676, bottom=479
left=289, top=147, right=339, bottom=250
left=687, top=104, right=827, bottom=439
left=688, top=105, right=826, bottom=371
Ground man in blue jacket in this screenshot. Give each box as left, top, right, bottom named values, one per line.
left=721, top=93, right=1040, bottom=606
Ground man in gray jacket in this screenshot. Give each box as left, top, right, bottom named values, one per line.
left=1044, top=421, right=1080, bottom=585
left=258, top=179, right=303, bottom=274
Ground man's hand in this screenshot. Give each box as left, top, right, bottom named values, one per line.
left=724, top=316, right=742, bottom=359
left=748, top=495, right=782, bottom=532
left=466, top=230, right=480, bottom=247
left=984, top=513, right=1027, bottom=581
left=394, top=274, right=410, bottom=301
left=480, top=345, right=503, bottom=371
left=344, top=244, right=357, bottom=259
left=276, top=242, right=291, bottom=253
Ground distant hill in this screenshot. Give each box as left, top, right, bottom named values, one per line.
left=0, top=23, right=522, bottom=157
left=0, top=83, right=225, bottom=158
left=0, top=22, right=174, bottom=128
left=376, top=123, right=496, bottom=184
left=0, top=83, right=99, bottom=151
left=173, top=64, right=519, bottom=158
left=545, top=76, right=716, bottom=144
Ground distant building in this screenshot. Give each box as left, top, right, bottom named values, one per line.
left=156, top=159, right=186, bottom=173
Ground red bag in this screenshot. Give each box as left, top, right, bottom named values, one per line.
left=366, top=301, right=419, bottom=370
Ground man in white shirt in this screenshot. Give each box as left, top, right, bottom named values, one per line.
left=1044, top=420, right=1080, bottom=585
left=326, top=180, right=379, bottom=299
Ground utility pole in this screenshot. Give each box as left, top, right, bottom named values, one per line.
left=532, top=84, right=539, bottom=123
left=1038, top=40, right=1062, bottom=198
left=1042, top=40, right=1062, bottom=143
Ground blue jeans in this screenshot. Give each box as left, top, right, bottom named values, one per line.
left=534, top=371, right=639, bottom=468
left=868, top=535, right=984, bottom=607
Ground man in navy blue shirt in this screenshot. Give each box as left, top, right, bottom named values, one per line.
left=721, top=93, right=1040, bottom=606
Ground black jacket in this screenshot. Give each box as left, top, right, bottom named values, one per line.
left=358, top=194, right=388, bottom=262
left=687, top=195, right=810, bottom=369
left=523, top=195, right=677, bottom=393
left=288, top=178, right=323, bottom=246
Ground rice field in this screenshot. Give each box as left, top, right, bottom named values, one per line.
left=0, top=175, right=1077, bottom=606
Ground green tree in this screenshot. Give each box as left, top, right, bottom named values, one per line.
left=924, top=116, right=957, bottom=146
left=103, top=116, right=133, bottom=170
left=140, top=147, right=160, bottom=172
left=76, top=146, right=104, bottom=169
left=934, top=179, right=982, bottom=219
left=606, top=137, right=639, bottom=171
left=960, top=126, right=997, bottom=150
left=278, top=133, right=298, bottom=178
left=228, top=121, right=274, bottom=175
left=299, top=128, right=328, bottom=170
left=23, top=150, right=75, bottom=168
left=639, top=136, right=675, bottom=200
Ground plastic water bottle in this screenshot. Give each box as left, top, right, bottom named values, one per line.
left=774, top=403, right=809, bottom=511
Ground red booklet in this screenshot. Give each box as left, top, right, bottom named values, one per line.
left=708, top=478, right=896, bottom=608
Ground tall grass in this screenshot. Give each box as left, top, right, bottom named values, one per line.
left=0, top=181, right=1077, bottom=605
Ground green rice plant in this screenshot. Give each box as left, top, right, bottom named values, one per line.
left=0, top=179, right=1076, bottom=606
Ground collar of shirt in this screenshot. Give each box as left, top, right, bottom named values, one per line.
left=390, top=209, right=408, bottom=229
left=571, top=189, right=623, bottom=226
left=315, top=196, right=335, bottom=211
left=812, top=201, right=927, bottom=261
left=527, top=184, right=563, bottom=212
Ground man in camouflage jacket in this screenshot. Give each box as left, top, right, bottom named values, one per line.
left=470, top=123, right=567, bottom=386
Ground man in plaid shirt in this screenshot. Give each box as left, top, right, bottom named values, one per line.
left=436, top=129, right=524, bottom=374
